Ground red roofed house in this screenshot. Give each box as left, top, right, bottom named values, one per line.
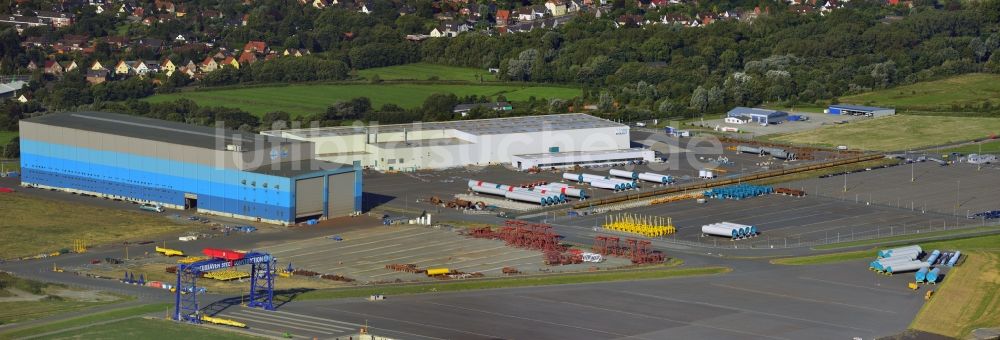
left=243, top=40, right=268, bottom=54
left=496, top=9, right=510, bottom=25
left=238, top=51, right=258, bottom=65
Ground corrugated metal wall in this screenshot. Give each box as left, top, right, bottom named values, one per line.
left=327, top=173, right=354, bottom=217
left=295, top=177, right=324, bottom=217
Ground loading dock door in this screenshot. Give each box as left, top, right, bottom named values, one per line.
left=327, top=173, right=355, bottom=217
left=295, top=177, right=324, bottom=218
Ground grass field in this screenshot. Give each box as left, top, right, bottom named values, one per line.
left=840, top=74, right=1000, bottom=114
left=147, top=83, right=581, bottom=117
left=936, top=139, right=1000, bottom=155
left=772, top=230, right=1000, bottom=265
left=0, top=194, right=192, bottom=259
left=0, top=273, right=124, bottom=326
left=910, top=233, right=1000, bottom=337
left=296, top=266, right=728, bottom=301
left=0, top=131, right=15, bottom=145
left=813, top=226, right=1000, bottom=250
left=770, top=115, right=1000, bottom=151
left=0, top=303, right=172, bottom=339
left=356, top=63, right=493, bottom=82
left=0, top=299, right=120, bottom=325
left=32, top=318, right=261, bottom=340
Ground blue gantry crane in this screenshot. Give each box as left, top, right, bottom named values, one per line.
left=174, top=248, right=276, bottom=323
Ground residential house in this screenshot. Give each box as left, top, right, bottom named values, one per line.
left=161, top=59, right=176, bottom=76
left=221, top=56, right=239, bottom=69
left=114, top=60, right=134, bottom=76
left=62, top=60, right=79, bottom=72
left=17, top=94, right=30, bottom=103
left=86, top=69, right=109, bottom=84
left=788, top=4, right=815, bottom=14
left=649, top=0, right=669, bottom=8
left=200, top=57, right=220, bottom=72
left=398, top=5, right=416, bottom=15
left=175, top=4, right=187, bottom=17
left=27, top=60, right=38, bottom=71
left=545, top=0, right=567, bottom=16
left=59, top=35, right=89, bottom=51
left=516, top=7, right=534, bottom=21
left=35, top=11, right=75, bottom=27
left=238, top=51, right=258, bottom=65
left=105, top=36, right=129, bottom=48
left=90, top=60, right=108, bottom=72
left=154, top=0, right=175, bottom=13
left=359, top=1, right=373, bottom=13
left=243, top=40, right=268, bottom=54
left=697, top=12, right=718, bottom=25
left=430, top=21, right=471, bottom=37
left=282, top=48, right=305, bottom=57
left=0, top=81, right=27, bottom=100
left=22, top=36, right=49, bottom=47
left=531, top=5, right=547, bottom=19
left=136, top=38, right=164, bottom=51
left=43, top=61, right=64, bottom=75
left=143, top=61, right=161, bottom=74
left=184, top=60, right=198, bottom=71
left=311, top=0, right=330, bottom=9
left=821, top=0, right=842, bottom=12
left=495, top=9, right=510, bottom=25
left=174, top=34, right=188, bottom=42
left=177, top=66, right=196, bottom=78
left=616, top=14, right=645, bottom=27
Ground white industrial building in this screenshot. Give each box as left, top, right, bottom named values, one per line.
left=263, top=114, right=638, bottom=171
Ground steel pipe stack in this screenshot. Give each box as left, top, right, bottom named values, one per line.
left=925, top=250, right=941, bottom=264
left=527, top=188, right=568, bottom=203
left=737, top=145, right=764, bottom=155
left=883, top=260, right=930, bottom=274
left=563, top=173, right=586, bottom=183
left=926, top=268, right=941, bottom=283
left=609, top=169, right=640, bottom=180
left=701, top=222, right=757, bottom=240
left=468, top=180, right=511, bottom=196
left=638, top=172, right=673, bottom=184
left=947, top=251, right=961, bottom=267
left=915, top=267, right=929, bottom=282
left=536, top=184, right=587, bottom=199
left=589, top=179, right=626, bottom=191
left=878, top=245, right=923, bottom=258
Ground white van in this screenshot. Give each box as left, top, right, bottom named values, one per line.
left=140, top=204, right=165, bottom=213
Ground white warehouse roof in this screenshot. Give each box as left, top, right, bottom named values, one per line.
left=268, top=113, right=625, bottom=138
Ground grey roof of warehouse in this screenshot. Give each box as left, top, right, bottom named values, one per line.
left=246, top=159, right=355, bottom=178
left=727, top=107, right=789, bottom=117
left=829, top=104, right=893, bottom=111
left=23, top=111, right=303, bottom=151
left=269, top=113, right=625, bottom=138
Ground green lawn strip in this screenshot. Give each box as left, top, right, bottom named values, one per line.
left=840, top=73, right=1000, bottom=112
left=0, top=303, right=173, bottom=339
left=33, top=317, right=263, bottom=340
left=812, top=226, right=1000, bottom=250
left=0, top=131, right=16, bottom=145
left=147, top=83, right=582, bottom=117
left=934, top=140, right=1000, bottom=155
left=295, top=266, right=730, bottom=301
left=0, top=299, right=123, bottom=325
left=773, top=233, right=1000, bottom=266
left=357, top=63, right=490, bottom=82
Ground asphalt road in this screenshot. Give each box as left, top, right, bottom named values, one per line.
left=211, top=258, right=926, bottom=340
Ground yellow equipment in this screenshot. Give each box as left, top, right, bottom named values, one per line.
left=201, top=315, right=247, bottom=328
left=602, top=213, right=676, bottom=237
left=908, top=282, right=919, bottom=290
left=277, top=270, right=292, bottom=278
left=650, top=193, right=703, bottom=205
left=925, top=290, right=934, bottom=300
left=155, top=246, right=185, bottom=257
left=52, top=263, right=63, bottom=272
left=708, top=167, right=728, bottom=173
left=426, top=268, right=450, bottom=276
left=177, top=256, right=206, bottom=264
left=204, top=269, right=250, bottom=281
left=72, top=239, right=87, bottom=253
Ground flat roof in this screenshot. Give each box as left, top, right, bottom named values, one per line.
left=829, top=104, right=893, bottom=112
left=512, top=148, right=652, bottom=160
left=374, top=137, right=471, bottom=149
left=727, top=107, right=788, bottom=117
left=246, top=159, right=354, bottom=178
left=269, top=113, right=624, bottom=139
left=24, top=111, right=302, bottom=151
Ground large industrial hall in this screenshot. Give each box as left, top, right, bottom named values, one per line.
left=18, top=111, right=362, bottom=225
left=263, top=113, right=647, bottom=171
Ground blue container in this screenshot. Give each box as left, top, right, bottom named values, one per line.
left=926, top=250, right=941, bottom=264
left=915, top=267, right=928, bottom=282
left=926, top=268, right=941, bottom=283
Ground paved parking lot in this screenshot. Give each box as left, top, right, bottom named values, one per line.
left=787, top=161, right=1000, bottom=216
left=213, top=258, right=926, bottom=340
left=260, top=225, right=632, bottom=283
left=696, top=111, right=869, bottom=136
left=558, top=193, right=960, bottom=248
